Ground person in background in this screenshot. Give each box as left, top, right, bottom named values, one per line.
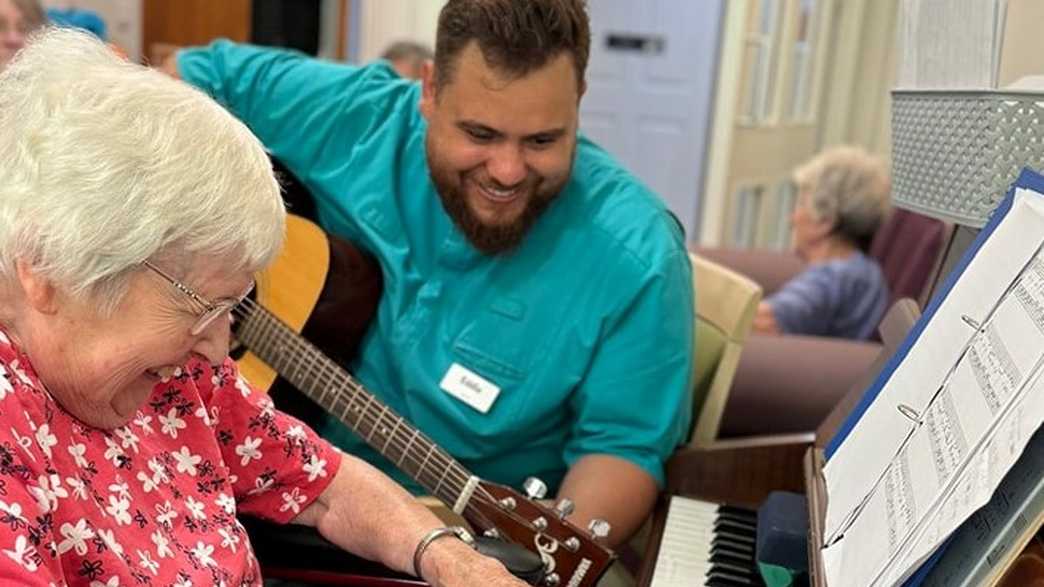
left=0, top=0, right=45, bottom=70
left=380, top=39, right=433, bottom=80
left=168, top=0, right=694, bottom=552
left=753, top=145, right=891, bottom=340
left=0, top=28, right=522, bottom=586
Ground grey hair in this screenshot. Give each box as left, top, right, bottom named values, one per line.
left=793, top=145, right=890, bottom=250
left=380, top=40, right=434, bottom=63
left=0, top=28, right=285, bottom=315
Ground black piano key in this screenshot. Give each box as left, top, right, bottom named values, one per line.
left=705, top=555, right=755, bottom=576
left=718, top=505, right=757, bottom=523
left=710, top=550, right=755, bottom=568
left=707, top=569, right=756, bottom=584
left=712, top=535, right=756, bottom=554
left=714, top=521, right=757, bottom=543
left=705, top=572, right=755, bottom=580
left=718, top=515, right=758, bottom=533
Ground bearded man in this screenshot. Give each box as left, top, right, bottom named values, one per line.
left=170, top=0, right=694, bottom=550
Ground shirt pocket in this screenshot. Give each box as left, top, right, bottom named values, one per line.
left=450, top=297, right=531, bottom=383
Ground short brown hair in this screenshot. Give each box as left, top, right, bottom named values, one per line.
left=434, top=0, right=589, bottom=92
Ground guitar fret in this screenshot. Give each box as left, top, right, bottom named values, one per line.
left=417, top=443, right=436, bottom=490
left=367, top=404, right=389, bottom=442
left=382, top=414, right=402, bottom=455
left=432, top=449, right=451, bottom=498
left=398, top=428, right=420, bottom=467
left=356, top=392, right=372, bottom=430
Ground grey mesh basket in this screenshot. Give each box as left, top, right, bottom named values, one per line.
left=892, top=90, right=1044, bottom=227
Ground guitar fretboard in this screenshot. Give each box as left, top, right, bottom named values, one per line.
left=236, top=304, right=475, bottom=508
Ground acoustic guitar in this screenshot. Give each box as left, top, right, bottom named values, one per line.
left=235, top=215, right=615, bottom=587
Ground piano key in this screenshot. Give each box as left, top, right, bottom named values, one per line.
left=707, top=569, right=756, bottom=584
left=707, top=578, right=752, bottom=587
left=650, top=496, right=766, bottom=587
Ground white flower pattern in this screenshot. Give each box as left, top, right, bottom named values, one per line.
left=0, top=336, right=338, bottom=585
left=159, top=408, right=187, bottom=439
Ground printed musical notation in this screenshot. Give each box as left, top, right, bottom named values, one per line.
left=820, top=186, right=1044, bottom=586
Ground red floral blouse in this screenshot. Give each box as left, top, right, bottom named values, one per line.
left=0, top=328, right=342, bottom=586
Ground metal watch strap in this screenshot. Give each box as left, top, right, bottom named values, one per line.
left=412, top=525, right=476, bottom=578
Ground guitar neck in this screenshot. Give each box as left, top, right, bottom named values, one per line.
left=237, top=304, right=477, bottom=510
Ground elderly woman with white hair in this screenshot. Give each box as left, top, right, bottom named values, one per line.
left=753, top=146, right=892, bottom=340
left=0, top=29, right=523, bottom=586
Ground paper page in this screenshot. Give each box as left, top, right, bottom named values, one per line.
left=887, top=376, right=1044, bottom=586
left=822, top=188, right=1044, bottom=586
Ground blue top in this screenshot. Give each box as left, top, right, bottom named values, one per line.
left=179, top=42, right=695, bottom=493
left=767, top=252, right=889, bottom=340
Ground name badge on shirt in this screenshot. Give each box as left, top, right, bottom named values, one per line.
left=440, top=363, right=500, bottom=414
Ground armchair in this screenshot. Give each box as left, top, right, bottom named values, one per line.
left=696, top=208, right=951, bottom=437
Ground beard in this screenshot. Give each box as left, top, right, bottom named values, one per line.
left=427, top=138, right=573, bottom=255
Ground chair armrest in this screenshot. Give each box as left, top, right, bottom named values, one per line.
left=719, top=334, right=883, bottom=438
left=692, top=246, right=806, bottom=296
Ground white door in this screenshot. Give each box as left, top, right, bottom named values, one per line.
left=581, top=0, right=724, bottom=241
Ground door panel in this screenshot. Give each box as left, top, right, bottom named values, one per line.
left=581, top=0, right=725, bottom=240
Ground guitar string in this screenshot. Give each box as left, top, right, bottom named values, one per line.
left=230, top=299, right=521, bottom=529
left=231, top=298, right=607, bottom=559
left=232, top=298, right=515, bottom=533
left=233, top=298, right=477, bottom=496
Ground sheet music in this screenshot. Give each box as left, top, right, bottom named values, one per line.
left=922, top=426, right=1044, bottom=586
left=821, top=187, right=1044, bottom=586
left=649, top=496, right=717, bottom=587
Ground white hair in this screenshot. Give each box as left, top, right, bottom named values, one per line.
left=793, top=145, right=890, bottom=248
left=0, top=28, right=285, bottom=314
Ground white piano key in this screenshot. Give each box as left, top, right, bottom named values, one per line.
left=650, top=496, right=719, bottom=587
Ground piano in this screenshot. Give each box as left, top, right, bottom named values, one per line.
left=637, top=301, right=906, bottom=587
left=638, top=296, right=1044, bottom=587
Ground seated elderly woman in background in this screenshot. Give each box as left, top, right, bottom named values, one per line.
left=753, top=146, right=891, bottom=340
left=0, top=29, right=522, bottom=586
left=0, top=0, right=45, bottom=69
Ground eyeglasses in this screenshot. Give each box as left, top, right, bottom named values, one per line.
left=141, top=260, right=254, bottom=336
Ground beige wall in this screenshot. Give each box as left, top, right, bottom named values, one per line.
left=996, top=0, right=1044, bottom=87
left=701, top=0, right=898, bottom=248
left=356, top=0, right=444, bottom=64
left=818, top=0, right=898, bottom=158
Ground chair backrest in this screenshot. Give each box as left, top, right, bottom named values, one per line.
left=869, top=208, right=952, bottom=308
left=688, top=252, right=762, bottom=444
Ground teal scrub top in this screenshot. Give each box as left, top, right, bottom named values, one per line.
left=179, top=42, right=694, bottom=493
